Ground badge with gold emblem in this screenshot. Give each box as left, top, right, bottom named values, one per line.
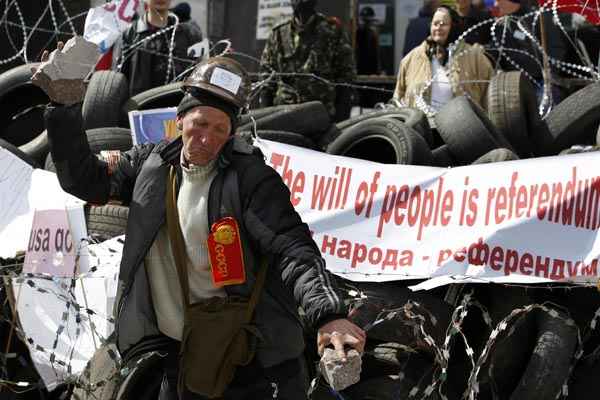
left=206, top=217, right=246, bottom=287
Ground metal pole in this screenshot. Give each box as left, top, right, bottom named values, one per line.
left=538, top=11, right=552, bottom=107
left=350, top=0, right=357, bottom=50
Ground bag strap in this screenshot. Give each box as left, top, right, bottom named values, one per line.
left=166, top=166, right=191, bottom=307
left=166, top=165, right=268, bottom=317
left=246, top=257, right=268, bottom=323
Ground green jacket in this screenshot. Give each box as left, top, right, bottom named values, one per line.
left=259, top=13, right=356, bottom=117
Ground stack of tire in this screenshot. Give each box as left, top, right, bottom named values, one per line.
left=0, top=63, right=49, bottom=169
left=0, top=65, right=132, bottom=243
left=235, top=101, right=333, bottom=150
left=326, top=71, right=600, bottom=168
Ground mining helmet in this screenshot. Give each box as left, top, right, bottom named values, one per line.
left=182, top=56, right=250, bottom=110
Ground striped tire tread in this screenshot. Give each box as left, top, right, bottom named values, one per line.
left=84, top=204, right=128, bottom=241
left=82, top=71, right=129, bottom=130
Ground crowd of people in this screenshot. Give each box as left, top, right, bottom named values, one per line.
left=107, top=0, right=587, bottom=119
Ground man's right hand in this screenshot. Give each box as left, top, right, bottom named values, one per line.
left=31, top=41, right=88, bottom=105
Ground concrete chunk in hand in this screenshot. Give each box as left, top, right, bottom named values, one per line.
left=39, top=36, right=99, bottom=80
left=33, top=36, right=99, bottom=105
left=319, top=348, right=362, bottom=391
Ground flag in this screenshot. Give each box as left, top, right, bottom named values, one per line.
left=539, top=0, right=600, bottom=25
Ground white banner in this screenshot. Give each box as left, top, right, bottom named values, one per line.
left=84, top=0, right=142, bottom=52
left=0, top=149, right=86, bottom=261
left=256, top=0, right=293, bottom=40
left=23, top=207, right=88, bottom=277
left=254, top=139, right=600, bottom=289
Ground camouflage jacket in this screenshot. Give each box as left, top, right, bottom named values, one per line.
left=259, top=13, right=356, bottom=117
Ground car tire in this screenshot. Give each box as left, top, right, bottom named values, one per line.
left=435, top=96, right=514, bottom=164
left=18, top=129, right=49, bottom=167
left=255, top=130, right=317, bottom=150
left=327, top=118, right=433, bottom=165
left=123, top=82, right=184, bottom=113
left=510, top=308, right=577, bottom=399
left=471, top=148, right=519, bottom=164
left=84, top=204, right=129, bottom=242
left=337, top=108, right=433, bottom=147
left=0, top=137, right=39, bottom=168
left=543, top=82, right=600, bottom=154
left=487, top=71, right=539, bottom=157
left=82, top=71, right=129, bottom=130
left=237, top=101, right=331, bottom=140
left=0, top=63, right=49, bottom=146
left=45, top=127, right=132, bottom=172
left=431, top=144, right=456, bottom=168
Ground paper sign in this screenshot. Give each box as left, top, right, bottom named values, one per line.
left=188, top=38, right=210, bottom=60
left=210, top=67, right=242, bottom=95
left=128, top=107, right=178, bottom=145
left=0, top=150, right=87, bottom=260
left=23, top=209, right=83, bottom=277
left=84, top=0, right=143, bottom=52
left=256, top=0, right=293, bottom=40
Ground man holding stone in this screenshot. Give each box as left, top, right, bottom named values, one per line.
left=32, top=42, right=365, bottom=399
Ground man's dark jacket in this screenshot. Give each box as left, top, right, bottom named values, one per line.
left=403, top=7, right=433, bottom=57
left=113, top=13, right=202, bottom=97
left=489, top=6, right=568, bottom=80
left=44, top=103, right=347, bottom=367
left=458, top=7, right=491, bottom=46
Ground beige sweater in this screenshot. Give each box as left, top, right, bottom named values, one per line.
left=145, top=160, right=226, bottom=340
left=393, top=40, right=493, bottom=110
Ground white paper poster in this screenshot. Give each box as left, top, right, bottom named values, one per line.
left=398, top=0, right=421, bottom=18
left=256, top=0, right=293, bottom=40
left=0, top=149, right=86, bottom=261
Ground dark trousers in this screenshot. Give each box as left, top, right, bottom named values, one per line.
left=158, top=342, right=309, bottom=400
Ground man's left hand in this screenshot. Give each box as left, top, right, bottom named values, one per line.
left=317, top=318, right=366, bottom=361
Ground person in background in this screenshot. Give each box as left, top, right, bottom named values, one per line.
left=356, top=6, right=381, bottom=75
left=394, top=5, right=493, bottom=112
left=259, top=0, right=356, bottom=122
left=112, top=0, right=203, bottom=97
left=455, top=0, right=492, bottom=46
left=490, top=0, right=568, bottom=106
left=403, top=0, right=440, bottom=56
left=170, top=2, right=204, bottom=41
left=471, top=0, right=489, bottom=13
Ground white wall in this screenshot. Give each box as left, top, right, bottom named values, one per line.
left=171, top=0, right=207, bottom=36
left=394, top=0, right=422, bottom=74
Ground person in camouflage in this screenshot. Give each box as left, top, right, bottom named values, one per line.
left=259, top=0, right=356, bottom=121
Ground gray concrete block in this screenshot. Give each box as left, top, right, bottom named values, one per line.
left=319, top=348, right=362, bottom=391
left=33, top=36, right=99, bottom=104
left=39, top=36, right=99, bottom=80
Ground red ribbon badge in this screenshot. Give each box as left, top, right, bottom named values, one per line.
left=206, top=217, right=246, bottom=287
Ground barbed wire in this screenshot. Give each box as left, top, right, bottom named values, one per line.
left=2, top=0, right=598, bottom=118
left=2, top=238, right=600, bottom=397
